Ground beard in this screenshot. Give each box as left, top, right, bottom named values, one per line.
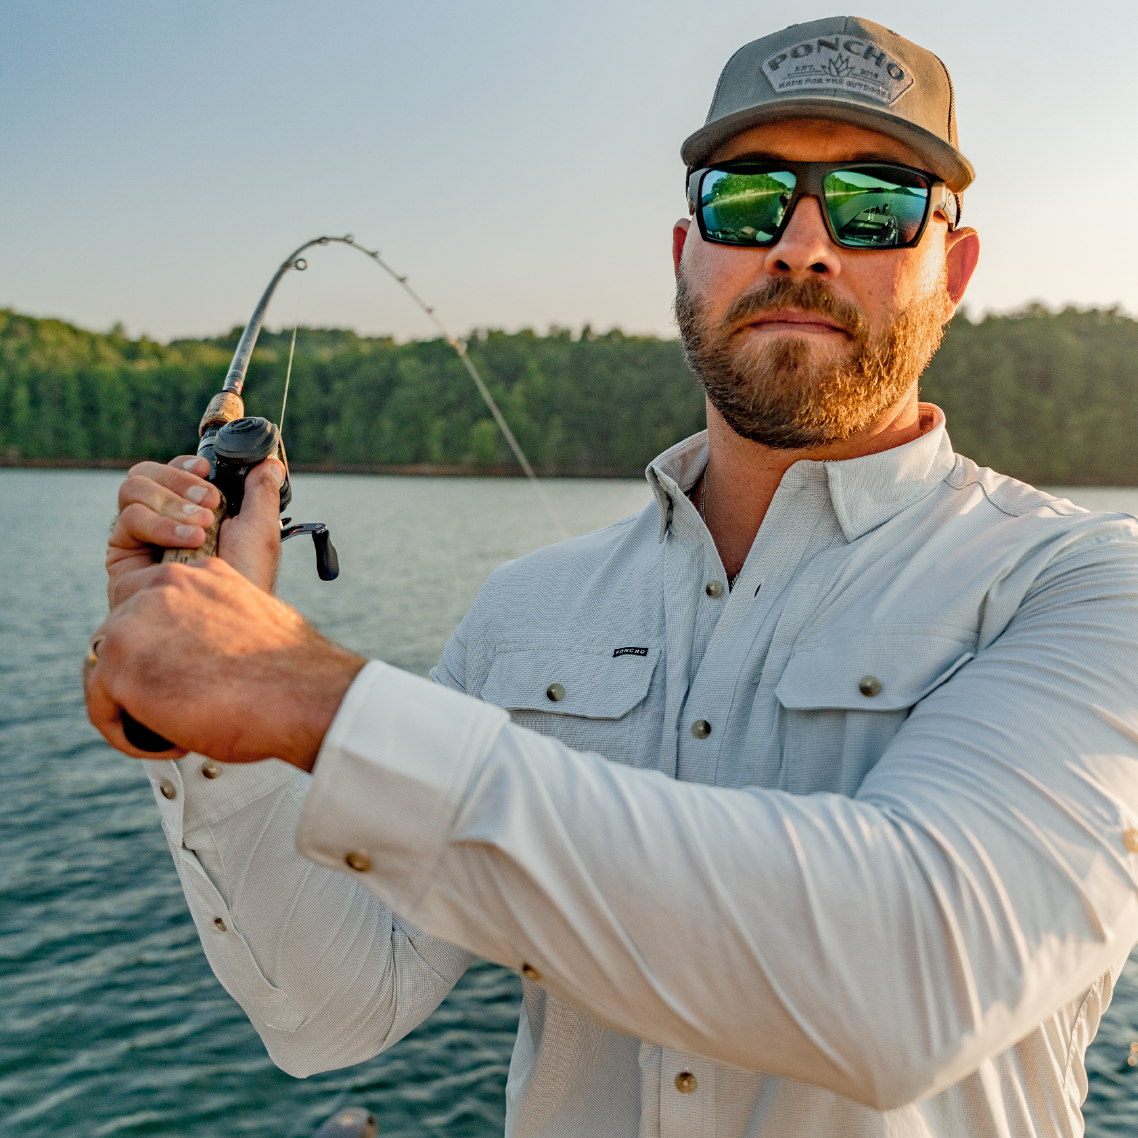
left=674, top=270, right=949, bottom=449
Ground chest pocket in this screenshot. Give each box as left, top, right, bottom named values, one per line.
left=481, top=642, right=662, bottom=767
left=772, top=625, right=974, bottom=794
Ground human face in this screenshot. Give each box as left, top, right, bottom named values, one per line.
left=673, top=119, right=979, bottom=449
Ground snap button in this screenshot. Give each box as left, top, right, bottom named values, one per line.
left=1124, top=829, right=1138, bottom=853
left=705, top=580, right=724, bottom=598
left=675, top=1071, right=697, bottom=1094
left=201, top=761, right=221, bottom=779
left=213, top=917, right=227, bottom=932
left=159, top=778, right=177, bottom=800
left=858, top=675, right=882, bottom=697
left=345, top=851, right=371, bottom=872
left=521, top=963, right=542, bottom=981
left=546, top=683, right=565, bottom=702
left=691, top=719, right=711, bottom=738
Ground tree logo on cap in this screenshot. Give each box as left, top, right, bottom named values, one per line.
left=764, top=35, right=914, bottom=105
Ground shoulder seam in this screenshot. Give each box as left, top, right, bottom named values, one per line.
left=947, top=460, right=1072, bottom=519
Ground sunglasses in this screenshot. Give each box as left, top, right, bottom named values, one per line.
left=686, top=160, right=958, bottom=251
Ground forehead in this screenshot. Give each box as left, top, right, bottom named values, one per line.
left=709, top=118, right=925, bottom=168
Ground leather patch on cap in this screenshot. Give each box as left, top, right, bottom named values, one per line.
left=764, top=36, right=914, bottom=105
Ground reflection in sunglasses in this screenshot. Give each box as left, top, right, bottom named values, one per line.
left=697, top=165, right=933, bottom=249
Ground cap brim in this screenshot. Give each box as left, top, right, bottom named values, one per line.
left=681, top=98, right=974, bottom=193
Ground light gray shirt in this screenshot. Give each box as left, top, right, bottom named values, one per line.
left=145, top=407, right=1138, bottom=1137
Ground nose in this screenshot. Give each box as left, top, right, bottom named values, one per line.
left=763, top=195, right=841, bottom=279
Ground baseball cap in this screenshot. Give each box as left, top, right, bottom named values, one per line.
left=681, top=17, right=974, bottom=193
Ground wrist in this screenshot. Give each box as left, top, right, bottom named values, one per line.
left=275, top=646, right=369, bottom=772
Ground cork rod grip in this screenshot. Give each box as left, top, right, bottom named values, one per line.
left=161, top=498, right=226, bottom=564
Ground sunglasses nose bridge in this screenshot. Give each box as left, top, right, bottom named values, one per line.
left=763, top=194, right=844, bottom=277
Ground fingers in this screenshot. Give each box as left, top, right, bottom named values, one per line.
left=216, top=458, right=285, bottom=592
left=82, top=557, right=361, bottom=767
left=106, top=456, right=219, bottom=592
left=111, top=459, right=219, bottom=552
left=82, top=619, right=187, bottom=759
left=123, top=457, right=220, bottom=512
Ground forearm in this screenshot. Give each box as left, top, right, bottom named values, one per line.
left=146, top=755, right=472, bottom=1076
left=298, top=621, right=1138, bottom=1108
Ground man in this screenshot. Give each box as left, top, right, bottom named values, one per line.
left=86, top=17, right=1138, bottom=1137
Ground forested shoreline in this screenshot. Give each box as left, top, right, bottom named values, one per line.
left=3, top=305, right=1137, bottom=484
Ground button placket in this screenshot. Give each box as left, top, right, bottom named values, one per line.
left=660, top=1054, right=714, bottom=1136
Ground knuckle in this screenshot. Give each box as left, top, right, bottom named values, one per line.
left=119, top=474, right=150, bottom=505
left=153, top=561, right=187, bottom=587
left=119, top=501, right=153, bottom=531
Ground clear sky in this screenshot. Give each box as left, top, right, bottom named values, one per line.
left=3, top=1, right=1133, bottom=343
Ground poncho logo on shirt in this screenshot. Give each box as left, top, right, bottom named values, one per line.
left=613, top=646, right=649, bottom=658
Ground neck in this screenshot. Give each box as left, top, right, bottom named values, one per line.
left=699, top=389, right=923, bottom=579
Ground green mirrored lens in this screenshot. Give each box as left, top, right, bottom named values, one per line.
left=824, top=168, right=930, bottom=248
left=700, top=169, right=795, bottom=245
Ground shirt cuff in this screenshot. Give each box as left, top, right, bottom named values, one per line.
left=295, top=659, right=509, bottom=914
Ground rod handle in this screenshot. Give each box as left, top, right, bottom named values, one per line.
left=161, top=497, right=226, bottom=565
left=122, top=710, right=176, bottom=752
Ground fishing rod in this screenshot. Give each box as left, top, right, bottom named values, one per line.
left=119, top=234, right=558, bottom=751
left=306, top=235, right=565, bottom=533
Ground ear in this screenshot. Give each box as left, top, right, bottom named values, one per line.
left=673, top=219, right=690, bottom=277
left=944, top=226, right=980, bottom=309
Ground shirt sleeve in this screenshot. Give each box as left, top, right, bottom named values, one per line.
left=142, top=753, right=473, bottom=1078
left=296, top=532, right=1138, bottom=1109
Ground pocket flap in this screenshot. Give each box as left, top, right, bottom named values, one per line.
left=482, top=642, right=660, bottom=719
left=776, top=627, right=974, bottom=712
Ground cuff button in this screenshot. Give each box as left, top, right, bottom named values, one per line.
left=159, top=779, right=177, bottom=800
left=345, top=851, right=371, bottom=872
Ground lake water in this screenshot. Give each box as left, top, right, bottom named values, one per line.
left=3, top=471, right=1138, bottom=1137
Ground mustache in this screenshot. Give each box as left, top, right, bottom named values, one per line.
left=720, top=277, right=869, bottom=340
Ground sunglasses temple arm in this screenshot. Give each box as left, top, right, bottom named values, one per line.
left=933, top=182, right=961, bottom=229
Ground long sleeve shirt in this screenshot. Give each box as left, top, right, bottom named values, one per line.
left=144, top=406, right=1138, bottom=1137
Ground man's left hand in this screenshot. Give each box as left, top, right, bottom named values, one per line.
left=84, top=557, right=367, bottom=769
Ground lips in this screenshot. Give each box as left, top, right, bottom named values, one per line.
left=744, top=308, right=850, bottom=336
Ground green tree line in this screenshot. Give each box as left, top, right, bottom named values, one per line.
left=2, top=304, right=1137, bottom=483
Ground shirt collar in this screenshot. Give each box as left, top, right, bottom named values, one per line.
left=646, top=404, right=957, bottom=544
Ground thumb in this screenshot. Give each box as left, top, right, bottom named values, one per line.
left=242, top=457, right=287, bottom=524
left=216, top=458, right=285, bottom=591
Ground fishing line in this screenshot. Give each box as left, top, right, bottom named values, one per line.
left=278, top=258, right=306, bottom=437
left=302, top=235, right=568, bottom=539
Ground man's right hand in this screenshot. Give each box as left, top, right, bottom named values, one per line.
left=107, top=454, right=285, bottom=608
